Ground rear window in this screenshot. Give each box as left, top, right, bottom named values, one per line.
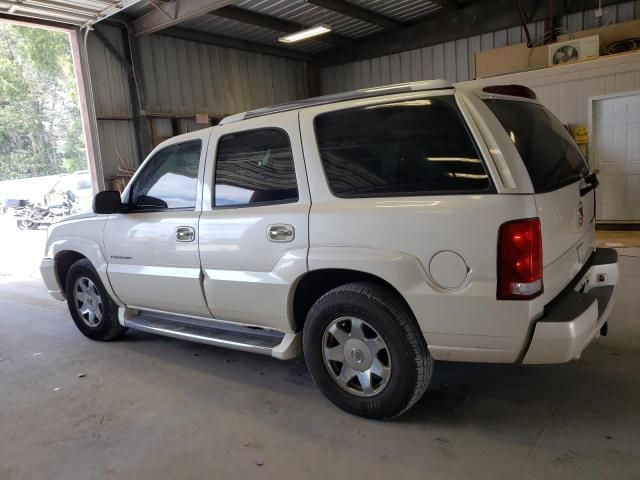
left=314, top=96, right=491, bottom=198
left=484, top=99, right=588, bottom=192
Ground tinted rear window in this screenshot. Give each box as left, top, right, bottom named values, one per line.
left=314, top=96, right=491, bottom=197
left=214, top=128, right=298, bottom=207
left=484, top=99, right=588, bottom=192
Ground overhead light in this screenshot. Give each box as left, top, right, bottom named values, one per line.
left=279, top=24, right=332, bottom=43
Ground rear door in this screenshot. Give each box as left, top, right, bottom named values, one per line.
left=198, top=112, right=310, bottom=332
left=484, top=98, right=595, bottom=291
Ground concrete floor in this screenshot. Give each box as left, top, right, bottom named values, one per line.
left=1, top=223, right=639, bottom=479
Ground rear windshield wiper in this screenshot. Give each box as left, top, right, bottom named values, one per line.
left=580, top=169, right=599, bottom=196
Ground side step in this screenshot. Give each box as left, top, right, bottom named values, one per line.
left=119, top=309, right=301, bottom=360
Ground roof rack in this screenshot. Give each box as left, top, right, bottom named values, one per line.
left=219, top=79, right=453, bottom=125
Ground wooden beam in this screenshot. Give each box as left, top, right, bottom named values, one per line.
left=305, top=0, right=404, bottom=30
left=213, top=6, right=354, bottom=49
left=307, top=63, right=321, bottom=97
left=130, top=0, right=238, bottom=36
left=316, top=0, right=631, bottom=67
left=159, top=27, right=312, bottom=61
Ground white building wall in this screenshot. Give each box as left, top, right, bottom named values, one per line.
left=458, top=51, right=640, bottom=132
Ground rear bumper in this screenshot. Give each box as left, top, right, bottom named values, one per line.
left=522, top=248, right=618, bottom=364
left=40, top=258, right=65, bottom=301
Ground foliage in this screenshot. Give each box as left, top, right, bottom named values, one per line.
left=0, top=24, right=87, bottom=181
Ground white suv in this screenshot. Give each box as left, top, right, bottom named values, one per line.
left=41, top=80, right=618, bottom=419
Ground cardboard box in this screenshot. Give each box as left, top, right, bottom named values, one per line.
left=474, top=18, right=640, bottom=79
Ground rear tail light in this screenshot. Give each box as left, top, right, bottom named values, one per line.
left=497, top=218, right=543, bottom=300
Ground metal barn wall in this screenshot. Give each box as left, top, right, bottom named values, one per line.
left=320, top=1, right=640, bottom=94
left=85, top=26, right=309, bottom=187
left=135, top=34, right=309, bottom=118
left=85, top=24, right=138, bottom=182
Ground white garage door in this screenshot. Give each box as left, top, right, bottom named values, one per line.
left=591, top=92, right=640, bottom=222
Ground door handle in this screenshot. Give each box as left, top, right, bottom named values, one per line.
left=175, top=226, right=195, bottom=242
left=267, top=224, right=294, bottom=242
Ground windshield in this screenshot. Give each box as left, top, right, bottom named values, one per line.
left=484, top=99, right=588, bottom=192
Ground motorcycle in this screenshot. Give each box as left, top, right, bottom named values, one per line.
left=14, top=190, right=78, bottom=230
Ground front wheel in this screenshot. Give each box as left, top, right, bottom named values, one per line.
left=303, top=282, right=433, bottom=419
left=65, top=258, right=127, bottom=341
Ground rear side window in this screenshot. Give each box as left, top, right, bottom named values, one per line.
left=314, top=96, right=490, bottom=198
left=484, top=99, right=588, bottom=192
left=214, top=128, right=299, bottom=207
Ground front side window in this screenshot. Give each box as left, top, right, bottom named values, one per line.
left=214, top=128, right=298, bottom=207
left=314, top=96, right=490, bottom=198
left=130, top=141, right=201, bottom=209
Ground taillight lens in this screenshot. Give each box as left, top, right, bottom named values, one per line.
left=497, top=218, right=543, bottom=300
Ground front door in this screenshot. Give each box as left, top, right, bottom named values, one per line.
left=104, top=135, right=211, bottom=318
left=198, top=113, right=310, bottom=332
left=592, top=92, right=640, bottom=221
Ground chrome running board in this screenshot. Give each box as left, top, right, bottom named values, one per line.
left=119, top=309, right=301, bottom=360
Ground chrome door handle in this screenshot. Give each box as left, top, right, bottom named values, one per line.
left=267, top=224, right=294, bottom=242
left=175, top=226, right=195, bottom=242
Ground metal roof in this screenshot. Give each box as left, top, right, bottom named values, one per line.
left=234, top=0, right=383, bottom=39
left=220, top=79, right=453, bottom=124
left=121, top=0, right=443, bottom=54
left=0, top=0, right=144, bottom=27
left=346, top=0, right=441, bottom=23
left=180, top=14, right=334, bottom=54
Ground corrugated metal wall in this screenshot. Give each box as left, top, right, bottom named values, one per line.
left=86, top=24, right=138, bottom=181
left=320, top=1, right=640, bottom=94
left=85, top=26, right=309, bottom=185
left=135, top=34, right=308, bottom=118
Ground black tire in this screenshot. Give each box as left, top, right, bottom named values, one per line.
left=17, top=220, right=38, bottom=230
left=65, top=258, right=127, bottom=341
left=303, top=282, right=433, bottom=420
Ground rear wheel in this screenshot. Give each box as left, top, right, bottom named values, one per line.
left=303, top=282, right=432, bottom=419
left=65, top=259, right=126, bottom=341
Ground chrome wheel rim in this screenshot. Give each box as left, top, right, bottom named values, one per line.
left=322, top=316, right=391, bottom=397
left=73, top=277, right=103, bottom=327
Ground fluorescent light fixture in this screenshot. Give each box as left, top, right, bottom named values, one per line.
left=279, top=24, right=332, bottom=43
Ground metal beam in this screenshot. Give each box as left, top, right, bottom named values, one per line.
left=430, top=0, right=463, bottom=10
left=0, top=0, right=94, bottom=23
left=316, top=0, right=631, bottom=67
left=159, top=27, right=312, bottom=61
left=130, top=0, right=238, bottom=36
left=92, top=27, right=132, bottom=75
left=305, top=0, right=403, bottom=30
left=212, top=6, right=354, bottom=49
left=0, top=12, right=75, bottom=30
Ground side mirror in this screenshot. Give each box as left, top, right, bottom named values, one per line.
left=93, top=190, right=124, bottom=214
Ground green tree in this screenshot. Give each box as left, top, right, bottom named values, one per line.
left=0, top=24, right=87, bottom=181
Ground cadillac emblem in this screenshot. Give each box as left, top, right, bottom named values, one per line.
left=577, top=200, right=584, bottom=228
